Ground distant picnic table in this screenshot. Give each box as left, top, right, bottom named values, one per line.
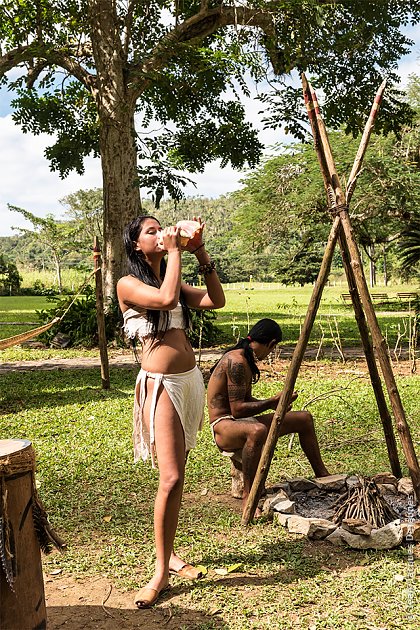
left=340, top=292, right=419, bottom=306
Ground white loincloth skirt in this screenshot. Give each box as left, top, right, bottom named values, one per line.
left=133, top=365, right=205, bottom=467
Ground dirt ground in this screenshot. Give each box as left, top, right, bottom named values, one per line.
left=44, top=573, right=215, bottom=630
left=44, top=492, right=244, bottom=629
left=1, top=344, right=418, bottom=377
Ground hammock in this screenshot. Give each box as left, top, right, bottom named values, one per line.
left=0, top=269, right=98, bottom=351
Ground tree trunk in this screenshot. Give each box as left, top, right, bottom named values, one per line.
left=99, top=110, right=141, bottom=301
left=382, top=244, right=388, bottom=286
left=53, top=252, right=62, bottom=293
left=89, top=0, right=142, bottom=302
left=368, top=244, right=376, bottom=287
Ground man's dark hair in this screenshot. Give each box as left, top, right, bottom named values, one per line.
left=122, top=215, right=190, bottom=338
left=211, top=318, right=282, bottom=383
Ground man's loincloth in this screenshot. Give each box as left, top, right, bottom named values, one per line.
left=209, top=415, right=242, bottom=463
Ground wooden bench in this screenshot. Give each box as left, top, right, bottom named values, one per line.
left=371, top=293, right=390, bottom=303
left=397, top=292, right=419, bottom=300
left=340, top=293, right=353, bottom=304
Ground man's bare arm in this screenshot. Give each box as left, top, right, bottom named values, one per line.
left=227, top=357, right=279, bottom=418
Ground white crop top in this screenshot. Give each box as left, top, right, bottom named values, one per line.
left=122, top=302, right=186, bottom=341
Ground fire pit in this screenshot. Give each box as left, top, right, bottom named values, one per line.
left=262, top=473, right=420, bottom=549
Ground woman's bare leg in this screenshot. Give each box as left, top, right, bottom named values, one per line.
left=168, top=451, right=193, bottom=573
left=141, top=380, right=186, bottom=593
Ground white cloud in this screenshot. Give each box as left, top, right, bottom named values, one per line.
left=397, top=56, right=420, bottom=88
left=0, top=116, right=102, bottom=236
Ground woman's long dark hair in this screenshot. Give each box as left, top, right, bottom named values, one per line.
left=211, top=318, right=282, bottom=383
left=123, top=215, right=191, bottom=339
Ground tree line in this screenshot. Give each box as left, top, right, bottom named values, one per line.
left=2, top=74, right=420, bottom=294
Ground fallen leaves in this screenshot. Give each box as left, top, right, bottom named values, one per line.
left=213, top=562, right=243, bottom=576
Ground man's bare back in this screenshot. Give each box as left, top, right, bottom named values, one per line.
left=207, top=350, right=255, bottom=423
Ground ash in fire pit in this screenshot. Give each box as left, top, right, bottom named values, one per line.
left=291, top=489, right=341, bottom=520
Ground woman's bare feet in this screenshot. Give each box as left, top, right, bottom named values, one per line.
left=168, top=551, right=203, bottom=579
left=168, top=551, right=187, bottom=573
left=134, top=574, right=169, bottom=609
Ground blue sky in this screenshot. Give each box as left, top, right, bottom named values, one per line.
left=0, top=25, right=419, bottom=237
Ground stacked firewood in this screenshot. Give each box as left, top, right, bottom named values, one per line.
left=333, top=476, right=398, bottom=528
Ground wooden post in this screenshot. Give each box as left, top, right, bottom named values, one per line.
left=305, top=78, right=420, bottom=501
left=0, top=440, right=47, bottom=630
left=93, top=237, right=110, bottom=389
left=230, top=460, right=244, bottom=499
left=339, top=208, right=420, bottom=500
left=242, top=77, right=409, bottom=525
left=303, top=73, right=402, bottom=478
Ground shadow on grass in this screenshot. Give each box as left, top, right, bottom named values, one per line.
left=0, top=367, right=137, bottom=415
left=194, top=530, right=370, bottom=589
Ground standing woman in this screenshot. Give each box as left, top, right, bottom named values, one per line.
left=117, top=215, right=225, bottom=608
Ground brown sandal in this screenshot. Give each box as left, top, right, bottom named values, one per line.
left=134, top=585, right=170, bottom=608
left=169, top=564, right=203, bottom=580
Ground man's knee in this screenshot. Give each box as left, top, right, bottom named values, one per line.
left=299, top=410, right=314, bottom=431
left=246, top=422, right=267, bottom=446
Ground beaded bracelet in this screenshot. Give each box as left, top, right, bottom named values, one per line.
left=198, top=260, right=216, bottom=276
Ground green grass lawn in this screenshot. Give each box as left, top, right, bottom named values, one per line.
left=1, top=283, right=419, bottom=361
left=0, top=295, right=54, bottom=342
left=218, top=283, right=419, bottom=350
left=0, top=366, right=419, bottom=628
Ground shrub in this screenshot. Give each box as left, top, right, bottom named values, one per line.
left=36, top=285, right=223, bottom=349
left=20, top=280, right=59, bottom=296
left=0, top=254, right=22, bottom=295
left=36, top=286, right=121, bottom=347
left=187, top=309, right=224, bottom=348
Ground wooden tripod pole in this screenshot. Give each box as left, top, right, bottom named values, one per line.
left=306, top=81, right=420, bottom=501
left=305, top=77, right=400, bottom=475
left=339, top=207, right=420, bottom=500
left=332, top=78, right=400, bottom=477
left=338, top=231, right=401, bottom=478
left=242, top=78, right=404, bottom=524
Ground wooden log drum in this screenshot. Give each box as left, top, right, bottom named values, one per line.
left=0, top=439, right=47, bottom=630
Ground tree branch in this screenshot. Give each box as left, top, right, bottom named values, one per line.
left=26, top=59, right=49, bottom=89
left=0, top=42, right=96, bottom=92
left=123, top=0, right=136, bottom=58
left=128, top=3, right=281, bottom=96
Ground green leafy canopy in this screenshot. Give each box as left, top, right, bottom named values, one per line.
left=1, top=1, right=419, bottom=185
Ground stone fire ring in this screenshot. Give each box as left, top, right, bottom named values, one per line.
left=262, top=474, right=420, bottom=550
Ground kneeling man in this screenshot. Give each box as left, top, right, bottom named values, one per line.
left=207, top=318, right=330, bottom=516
